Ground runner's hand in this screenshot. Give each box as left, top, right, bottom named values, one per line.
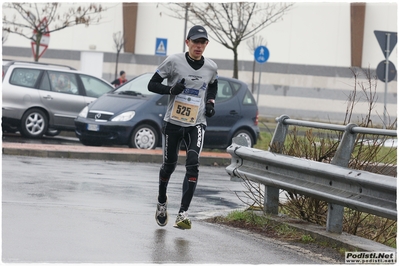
left=205, top=102, right=215, bottom=117
left=170, top=79, right=185, bottom=95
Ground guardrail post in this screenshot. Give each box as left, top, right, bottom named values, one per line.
left=326, top=123, right=358, bottom=233
left=262, top=115, right=290, bottom=214
left=269, top=114, right=290, bottom=153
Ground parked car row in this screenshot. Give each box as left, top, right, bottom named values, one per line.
left=2, top=61, right=260, bottom=150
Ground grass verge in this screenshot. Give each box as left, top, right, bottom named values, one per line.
left=205, top=210, right=349, bottom=260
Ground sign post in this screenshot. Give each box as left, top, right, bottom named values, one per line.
left=254, top=46, right=269, bottom=103
left=374, top=30, right=397, bottom=128
left=31, top=17, right=50, bottom=60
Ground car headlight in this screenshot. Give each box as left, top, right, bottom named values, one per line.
left=78, top=106, right=89, bottom=118
left=111, top=111, right=136, bottom=122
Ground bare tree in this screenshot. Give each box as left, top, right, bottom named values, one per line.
left=113, top=31, right=125, bottom=80
left=162, top=2, right=293, bottom=79
left=2, top=29, right=9, bottom=44
left=2, top=3, right=106, bottom=62
left=247, top=35, right=267, bottom=93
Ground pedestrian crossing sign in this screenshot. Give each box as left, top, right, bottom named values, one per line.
left=155, top=38, right=167, bottom=56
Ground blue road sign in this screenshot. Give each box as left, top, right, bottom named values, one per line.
left=254, top=46, right=269, bottom=64
left=155, top=38, right=167, bottom=56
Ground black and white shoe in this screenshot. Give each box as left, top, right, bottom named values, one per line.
left=155, top=196, right=168, bottom=226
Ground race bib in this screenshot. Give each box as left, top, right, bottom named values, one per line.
left=171, top=94, right=201, bottom=125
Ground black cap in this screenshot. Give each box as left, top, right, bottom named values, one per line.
left=187, top=25, right=208, bottom=40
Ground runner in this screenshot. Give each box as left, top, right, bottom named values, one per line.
left=148, top=25, right=218, bottom=229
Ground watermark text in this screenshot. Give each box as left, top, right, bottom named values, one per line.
left=345, top=252, right=396, bottom=264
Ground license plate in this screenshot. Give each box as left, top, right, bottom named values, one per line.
left=87, top=124, right=99, bottom=131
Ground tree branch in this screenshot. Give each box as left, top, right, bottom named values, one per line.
left=159, top=2, right=293, bottom=78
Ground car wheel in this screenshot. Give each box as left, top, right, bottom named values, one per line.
left=45, top=128, right=61, bottom=137
left=129, top=124, right=158, bottom=149
left=232, top=129, right=254, bottom=147
left=20, top=108, right=48, bottom=138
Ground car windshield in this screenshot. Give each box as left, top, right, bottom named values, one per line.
left=114, top=73, right=159, bottom=96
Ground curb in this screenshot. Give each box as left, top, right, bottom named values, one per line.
left=2, top=142, right=232, bottom=166
left=269, top=214, right=396, bottom=253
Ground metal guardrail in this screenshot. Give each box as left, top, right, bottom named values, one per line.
left=226, top=115, right=397, bottom=234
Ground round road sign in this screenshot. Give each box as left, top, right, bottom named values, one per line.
left=254, top=46, right=269, bottom=64
left=376, top=60, right=397, bottom=82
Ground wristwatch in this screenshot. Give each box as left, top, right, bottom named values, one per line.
left=207, top=99, right=215, bottom=104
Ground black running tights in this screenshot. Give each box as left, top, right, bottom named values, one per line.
left=158, top=122, right=205, bottom=213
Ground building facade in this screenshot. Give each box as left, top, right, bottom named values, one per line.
left=2, top=2, right=397, bottom=125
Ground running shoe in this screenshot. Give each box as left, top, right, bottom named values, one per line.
left=173, top=211, right=191, bottom=230
left=155, top=197, right=168, bottom=226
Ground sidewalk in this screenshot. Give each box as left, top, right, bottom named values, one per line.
left=2, top=142, right=231, bottom=166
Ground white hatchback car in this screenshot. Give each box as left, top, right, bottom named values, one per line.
left=2, top=61, right=114, bottom=138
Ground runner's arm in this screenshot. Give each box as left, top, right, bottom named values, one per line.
left=148, top=72, right=171, bottom=95
left=206, top=79, right=218, bottom=102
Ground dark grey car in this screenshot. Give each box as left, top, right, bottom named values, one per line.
left=75, top=73, right=259, bottom=149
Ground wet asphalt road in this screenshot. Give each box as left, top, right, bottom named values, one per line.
left=2, top=154, right=332, bottom=264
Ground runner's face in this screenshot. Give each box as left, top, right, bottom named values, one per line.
left=186, top=38, right=208, bottom=60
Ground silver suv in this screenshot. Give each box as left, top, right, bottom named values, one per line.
left=2, top=61, right=114, bottom=138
